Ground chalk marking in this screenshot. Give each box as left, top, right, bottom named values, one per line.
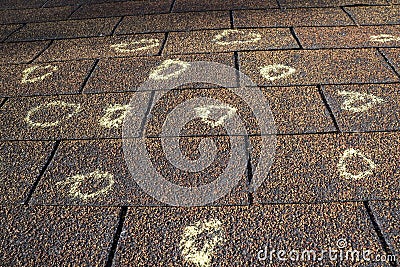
left=260, top=64, right=296, bottom=81
left=56, top=170, right=115, bottom=200
left=149, top=59, right=191, bottom=80
left=212, top=29, right=261, bottom=45
left=180, top=218, right=225, bottom=267
left=337, top=148, right=376, bottom=180
left=99, top=104, right=130, bottom=129
left=24, top=101, right=81, bottom=128
left=338, top=90, right=384, bottom=113
left=21, top=64, right=59, bottom=84
left=369, top=34, right=400, bottom=43
left=194, top=104, right=237, bottom=127
left=110, top=38, right=160, bottom=53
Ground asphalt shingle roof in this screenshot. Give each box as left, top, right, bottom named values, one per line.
left=1, top=0, right=400, bottom=266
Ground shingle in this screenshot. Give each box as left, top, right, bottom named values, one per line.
left=114, top=203, right=384, bottom=266
left=370, top=200, right=400, bottom=265
left=115, top=11, right=230, bottom=34
left=164, top=28, right=298, bottom=55
left=239, top=49, right=399, bottom=86
left=6, top=17, right=120, bottom=41
left=323, top=83, right=400, bottom=132
left=0, top=141, right=54, bottom=204
left=0, top=60, right=94, bottom=97
left=31, top=137, right=249, bottom=206
left=84, top=53, right=235, bottom=93
left=0, top=92, right=151, bottom=140
left=345, top=5, right=400, bottom=25
left=0, top=41, right=50, bottom=64
left=0, top=206, right=119, bottom=266
left=172, top=0, right=278, bottom=12
left=234, top=8, right=354, bottom=28
left=70, top=0, right=172, bottom=19
left=295, top=25, right=400, bottom=49
left=253, top=132, right=400, bottom=203
left=37, top=33, right=164, bottom=61
left=0, top=6, right=74, bottom=24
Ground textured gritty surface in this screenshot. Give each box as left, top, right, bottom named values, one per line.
left=43, top=0, right=126, bottom=7
left=381, top=48, right=400, bottom=73
left=0, top=0, right=46, bottom=9
left=0, top=141, right=54, bottom=204
left=7, top=17, right=120, bottom=41
left=0, top=92, right=151, bottom=140
left=239, top=49, right=399, bottom=86
left=37, top=33, right=164, bottom=61
left=141, top=136, right=249, bottom=205
left=32, top=137, right=249, bottom=206
left=1, top=0, right=400, bottom=265
left=0, top=6, right=74, bottom=24
left=279, top=0, right=388, bottom=8
left=234, top=8, right=354, bottom=27
left=0, top=206, right=119, bottom=266
left=370, top=200, right=400, bottom=264
left=261, top=86, right=336, bottom=134
left=0, top=41, right=50, bottom=64
left=114, top=203, right=384, bottom=266
left=43, top=0, right=85, bottom=6
left=144, top=88, right=261, bottom=136
left=84, top=53, right=235, bottom=93
left=323, top=83, right=400, bottom=132
left=0, top=24, right=21, bottom=41
left=31, top=139, right=156, bottom=205
left=0, top=60, right=94, bottom=97
left=253, top=132, right=400, bottom=203
left=295, top=25, right=400, bottom=49
left=115, top=11, right=230, bottom=34
left=70, top=0, right=172, bottom=19
left=344, top=5, right=400, bottom=25
left=164, top=28, right=298, bottom=54
left=172, top=0, right=278, bottom=12
left=143, top=86, right=334, bottom=136
left=43, top=0, right=133, bottom=6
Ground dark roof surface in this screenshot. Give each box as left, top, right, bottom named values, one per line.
left=1, top=0, right=400, bottom=266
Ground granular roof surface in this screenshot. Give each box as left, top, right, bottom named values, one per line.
left=1, top=0, right=400, bottom=266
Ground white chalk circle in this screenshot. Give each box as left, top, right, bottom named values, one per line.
left=260, top=64, right=296, bottom=81
left=99, top=104, right=130, bottom=129
left=369, top=34, right=400, bottom=43
left=21, top=64, right=59, bottom=84
left=56, top=170, right=115, bottom=200
left=212, top=29, right=261, bottom=45
left=338, top=90, right=385, bottom=113
left=110, top=38, right=160, bottom=53
left=194, top=104, right=237, bottom=128
left=24, top=101, right=81, bottom=128
left=180, top=218, right=225, bottom=267
left=337, top=148, right=376, bottom=180
left=149, top=59, right=191, bottom=81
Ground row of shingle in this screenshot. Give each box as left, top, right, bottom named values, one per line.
left=1, top=47, right=399, bottom=94
left=0, top=0, right=399, bottom=12
left=1, top=82, right=400, bottom=139
left=0, top=0, right=397, bottom=14
left=1, top=201, right=399, bottom=266
left=0, top=5, right=399, bottom=41
left=2, top=132, right=400, bottom=205
left=0, top=5, right=397, bottom=26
